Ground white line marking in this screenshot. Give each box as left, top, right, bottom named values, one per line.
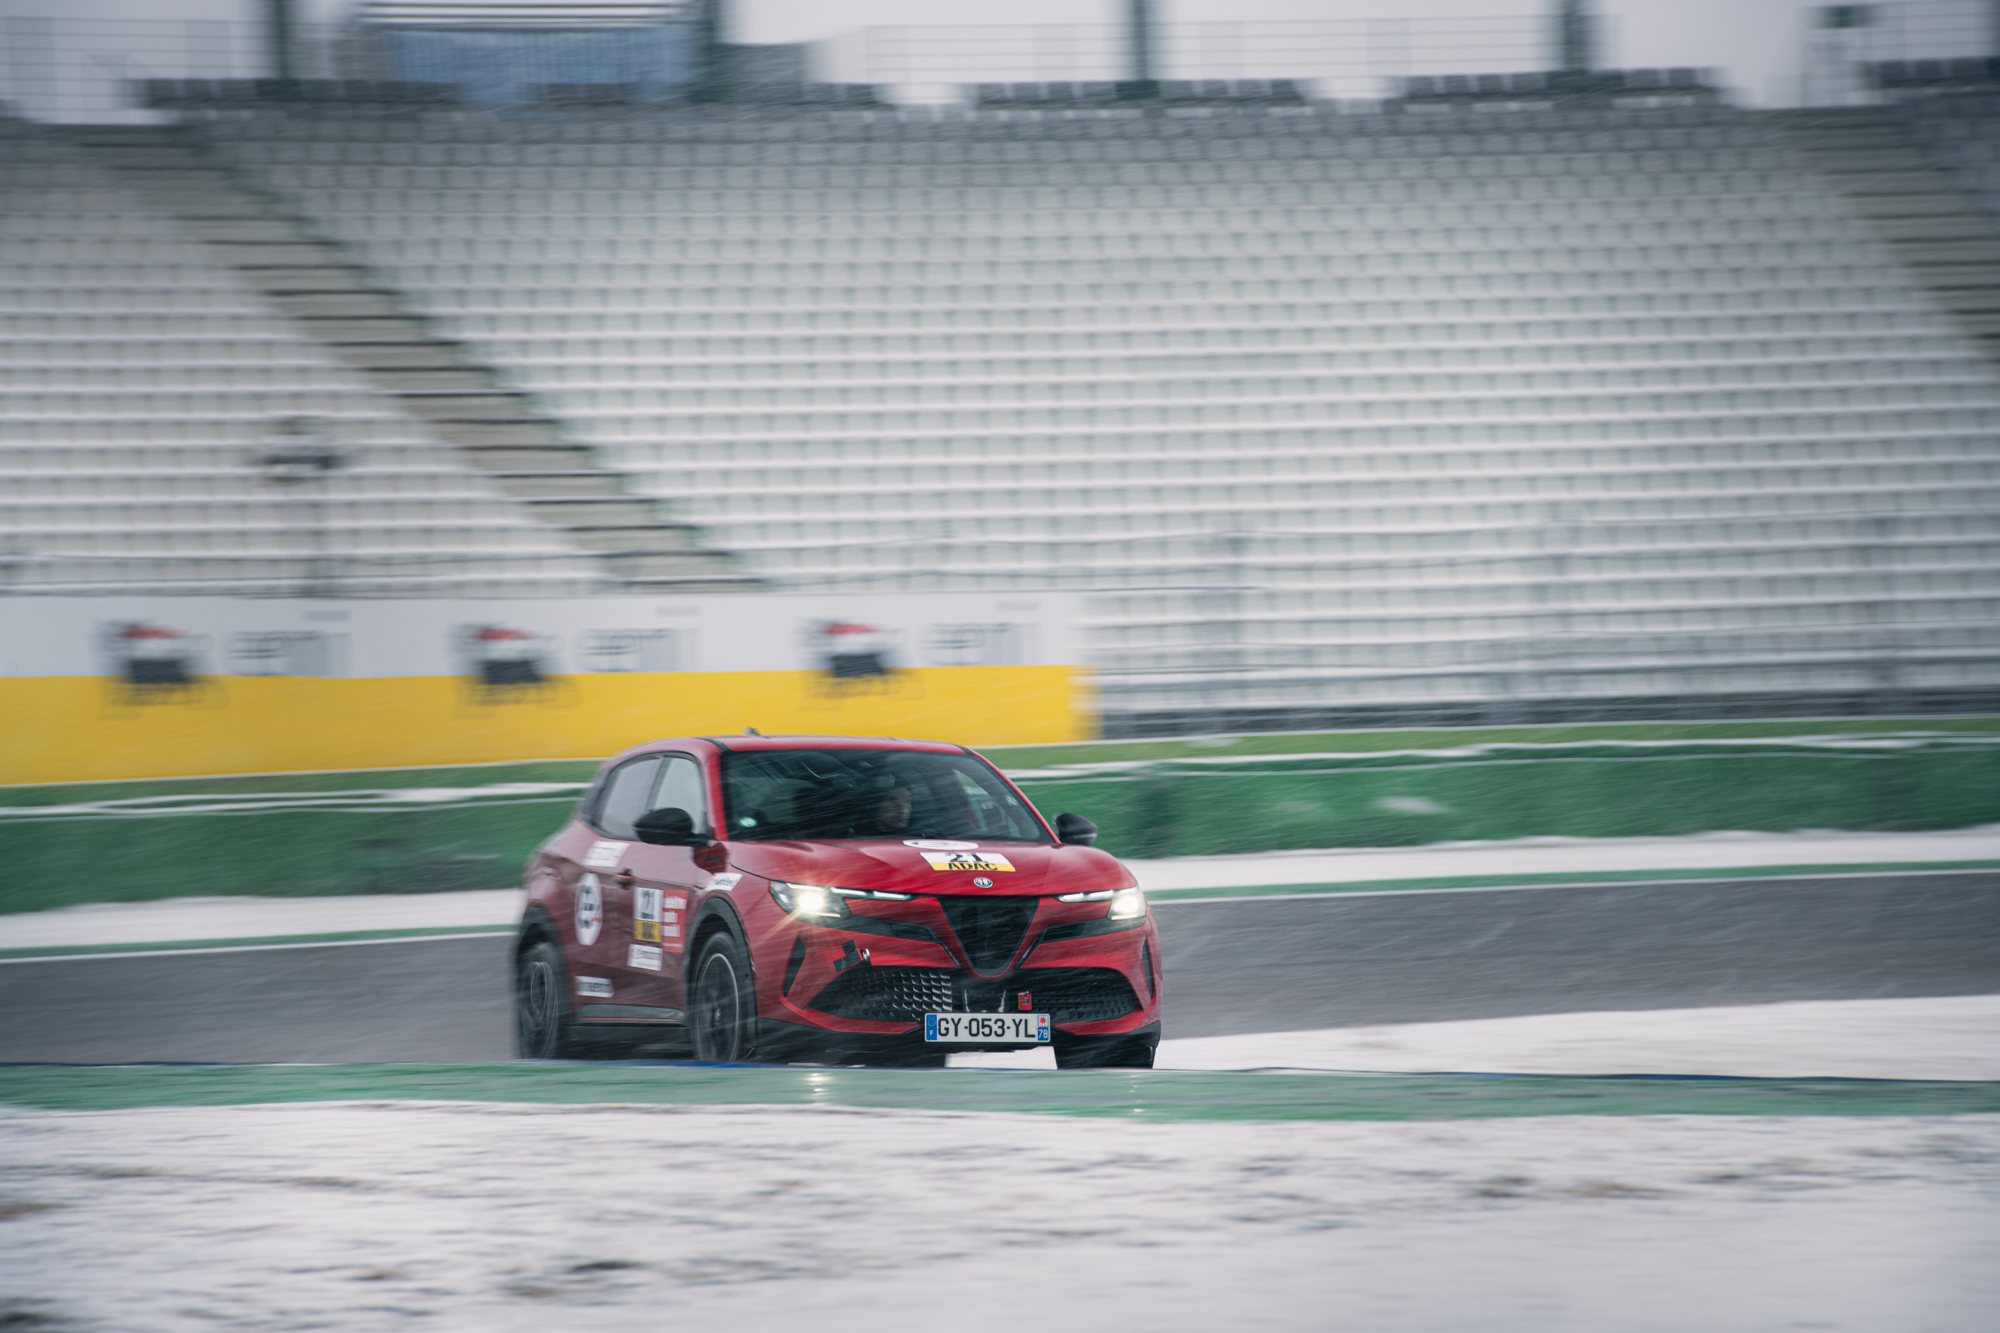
left=5, top=870, right=1992, bottom=960
left=0, top=931, right=514, bottom=966
left=1148, top=867, right=2000, bottom=906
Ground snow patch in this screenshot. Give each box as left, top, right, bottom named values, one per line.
left=0, top=1103, right=1993, bottom=1331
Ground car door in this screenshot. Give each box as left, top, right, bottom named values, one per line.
left=611, top=753, right=709, bottom=1013
left=573, top=754, right=662, bottom=1006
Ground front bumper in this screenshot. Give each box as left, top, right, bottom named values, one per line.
left=763, top=905, right=1161, bottom=1032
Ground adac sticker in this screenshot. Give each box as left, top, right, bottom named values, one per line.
left=576, top=976, right=613, bottom=998
left=921, top=850, right=1015, bottom=873
left=627, top=944, right=663, bottom=972
left=583, top=840, right=625, bottom=869
left=904, top=839, right=978, bottom=851
left=575, top=873, right=604, bottom=946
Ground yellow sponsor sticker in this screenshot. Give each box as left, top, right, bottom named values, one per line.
left=634, top=886, right=664, bottom=942
left=921, top=851, right=1015, bottom=873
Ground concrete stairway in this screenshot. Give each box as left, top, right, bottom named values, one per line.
left=60, top=124, right=757, bottom=594
left=1775, top=107, right=2000, bottom=368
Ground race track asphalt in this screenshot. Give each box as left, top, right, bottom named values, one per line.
left=2, top=872, right=1995, bottom=1064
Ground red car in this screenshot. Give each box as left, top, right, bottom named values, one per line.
left=513, top=734, right=1162, bottom=1068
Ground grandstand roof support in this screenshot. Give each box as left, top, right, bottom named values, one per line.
left=266, top=0, right=297, bottom=89
left=1554, top=0, right=1595, bottom=75
left=695, top=0, right=732, bottom=103
left=1120, top=0, right=1160, bottom=102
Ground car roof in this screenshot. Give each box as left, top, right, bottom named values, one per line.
left=594, top=735, right=981, bottom=775
left=606, top=735, right=969, bottom=758
left=699, top=734, right=968, bottom=754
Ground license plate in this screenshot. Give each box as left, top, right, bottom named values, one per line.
left=924, top=1012, right=1050, bottom=1044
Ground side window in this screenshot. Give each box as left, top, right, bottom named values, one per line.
left=951, top=769, right=1004, bottom=834
left=594, top=756, right=662, bottom=840
left=653, top=755, right=708, bottom=835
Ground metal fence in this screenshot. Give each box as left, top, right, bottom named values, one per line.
left=1802, top=0, right=1996, bottom=104
left=0, top=18, right=343, bottom=125
left=817, top=16, right=1549, bottom=101
left=4, top=4, right=1996, bottom=122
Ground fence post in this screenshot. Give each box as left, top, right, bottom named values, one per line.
left=1122, top=0, right=1159, bottom=100
left=266, top=0, right=296, bottom=85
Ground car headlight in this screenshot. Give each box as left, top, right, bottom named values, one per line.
left=1057, top=887, right=1146, bottom=920
left=769, top=881, right=848, bottom=920
left=1107, top=887, right=1146, bottom=920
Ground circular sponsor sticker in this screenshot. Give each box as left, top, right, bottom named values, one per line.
left=575, top=873, right=603, bottom=947
left=903, top=839, right=979, bottom=851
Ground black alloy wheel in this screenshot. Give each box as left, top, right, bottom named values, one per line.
left=515, top=938, right=579, bottom=1059
left=690, top=931, right=756, bottom=1062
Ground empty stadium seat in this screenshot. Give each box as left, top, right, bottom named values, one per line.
left=0, top=117, right=603, bottom=597
left=93, top=100, right=2000, bottom=710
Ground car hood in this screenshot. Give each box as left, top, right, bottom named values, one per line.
left=721, top=837, right=1133, bottom=896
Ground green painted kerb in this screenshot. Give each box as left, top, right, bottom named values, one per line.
left=3, top=1064, right=1996, bottom=1122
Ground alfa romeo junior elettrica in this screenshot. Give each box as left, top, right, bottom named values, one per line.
left=513, top=735, right=1162, bottom=1068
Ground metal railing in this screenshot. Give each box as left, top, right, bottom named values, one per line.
left=5, top=3, right=1995, bottom=123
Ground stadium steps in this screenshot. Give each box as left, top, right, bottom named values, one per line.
left=1776, top=107, right=2000, bottom=368
left=54, top=125, right=758, bottom=592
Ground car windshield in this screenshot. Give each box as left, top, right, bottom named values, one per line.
left=720, top=748, right=1047, bottom=843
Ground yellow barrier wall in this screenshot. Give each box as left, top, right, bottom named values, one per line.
left=0, top=666, right=1090, bottom=784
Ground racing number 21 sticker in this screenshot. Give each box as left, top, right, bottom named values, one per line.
left=919, top=851, right=1015, bottom=873
left=632, top=886, right=687, bottom=953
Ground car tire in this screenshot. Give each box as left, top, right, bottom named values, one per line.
left=515, top=938, right=580, bottom=1060
left=1054, top=1033, right=1157, bottom=1069
left=689, top=931, right=757, bottom=1063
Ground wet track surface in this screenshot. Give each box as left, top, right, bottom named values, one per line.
left=2, top=872, right=1995, bottom=1063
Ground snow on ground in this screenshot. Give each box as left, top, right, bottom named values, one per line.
left=1172, top=996, right=2000, bottom=1080
left=0, top=888, right=525, bottom=950
left=5, top=826, right=1997, bottom=951
left=949, top=995, right=2000, bottom=1080
left=1121, top=824, right=2000, bottom=894
left=1, top=1101, right=1994, bottom=1332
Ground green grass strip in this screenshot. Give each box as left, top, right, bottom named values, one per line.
left=987, top=717, right=2000, bottom=767
left=0, top=925, right=514, bottom=963
left=1142, top=861, right=2000, bottom=902
left=1, top=1063, right=1995, bottom=1121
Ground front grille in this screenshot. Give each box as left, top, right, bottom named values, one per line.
left=1016, top=968, right=1141, bottom=1023
left=936, top=895, right=1039, bottom=973
left=810, top=967, right=957, bottom=1022
left=807, top=965, right=1140, bottom=1025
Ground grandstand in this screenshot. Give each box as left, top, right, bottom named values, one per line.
left=0, top=112, right=748, bottom=597
left=6, top=42, right=2000, bottom=730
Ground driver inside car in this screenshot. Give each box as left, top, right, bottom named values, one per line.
left=865, top=781, right=915, bottom=835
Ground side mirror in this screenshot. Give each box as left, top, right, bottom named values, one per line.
left=1054, top=812, right=1098, bottom=847
left=634, top=807, right=705, bottom=846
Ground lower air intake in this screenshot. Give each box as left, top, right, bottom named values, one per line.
left=1017, top=968, right=1141, bottom=1023
left=809, top=967, right=956, bottom=1022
